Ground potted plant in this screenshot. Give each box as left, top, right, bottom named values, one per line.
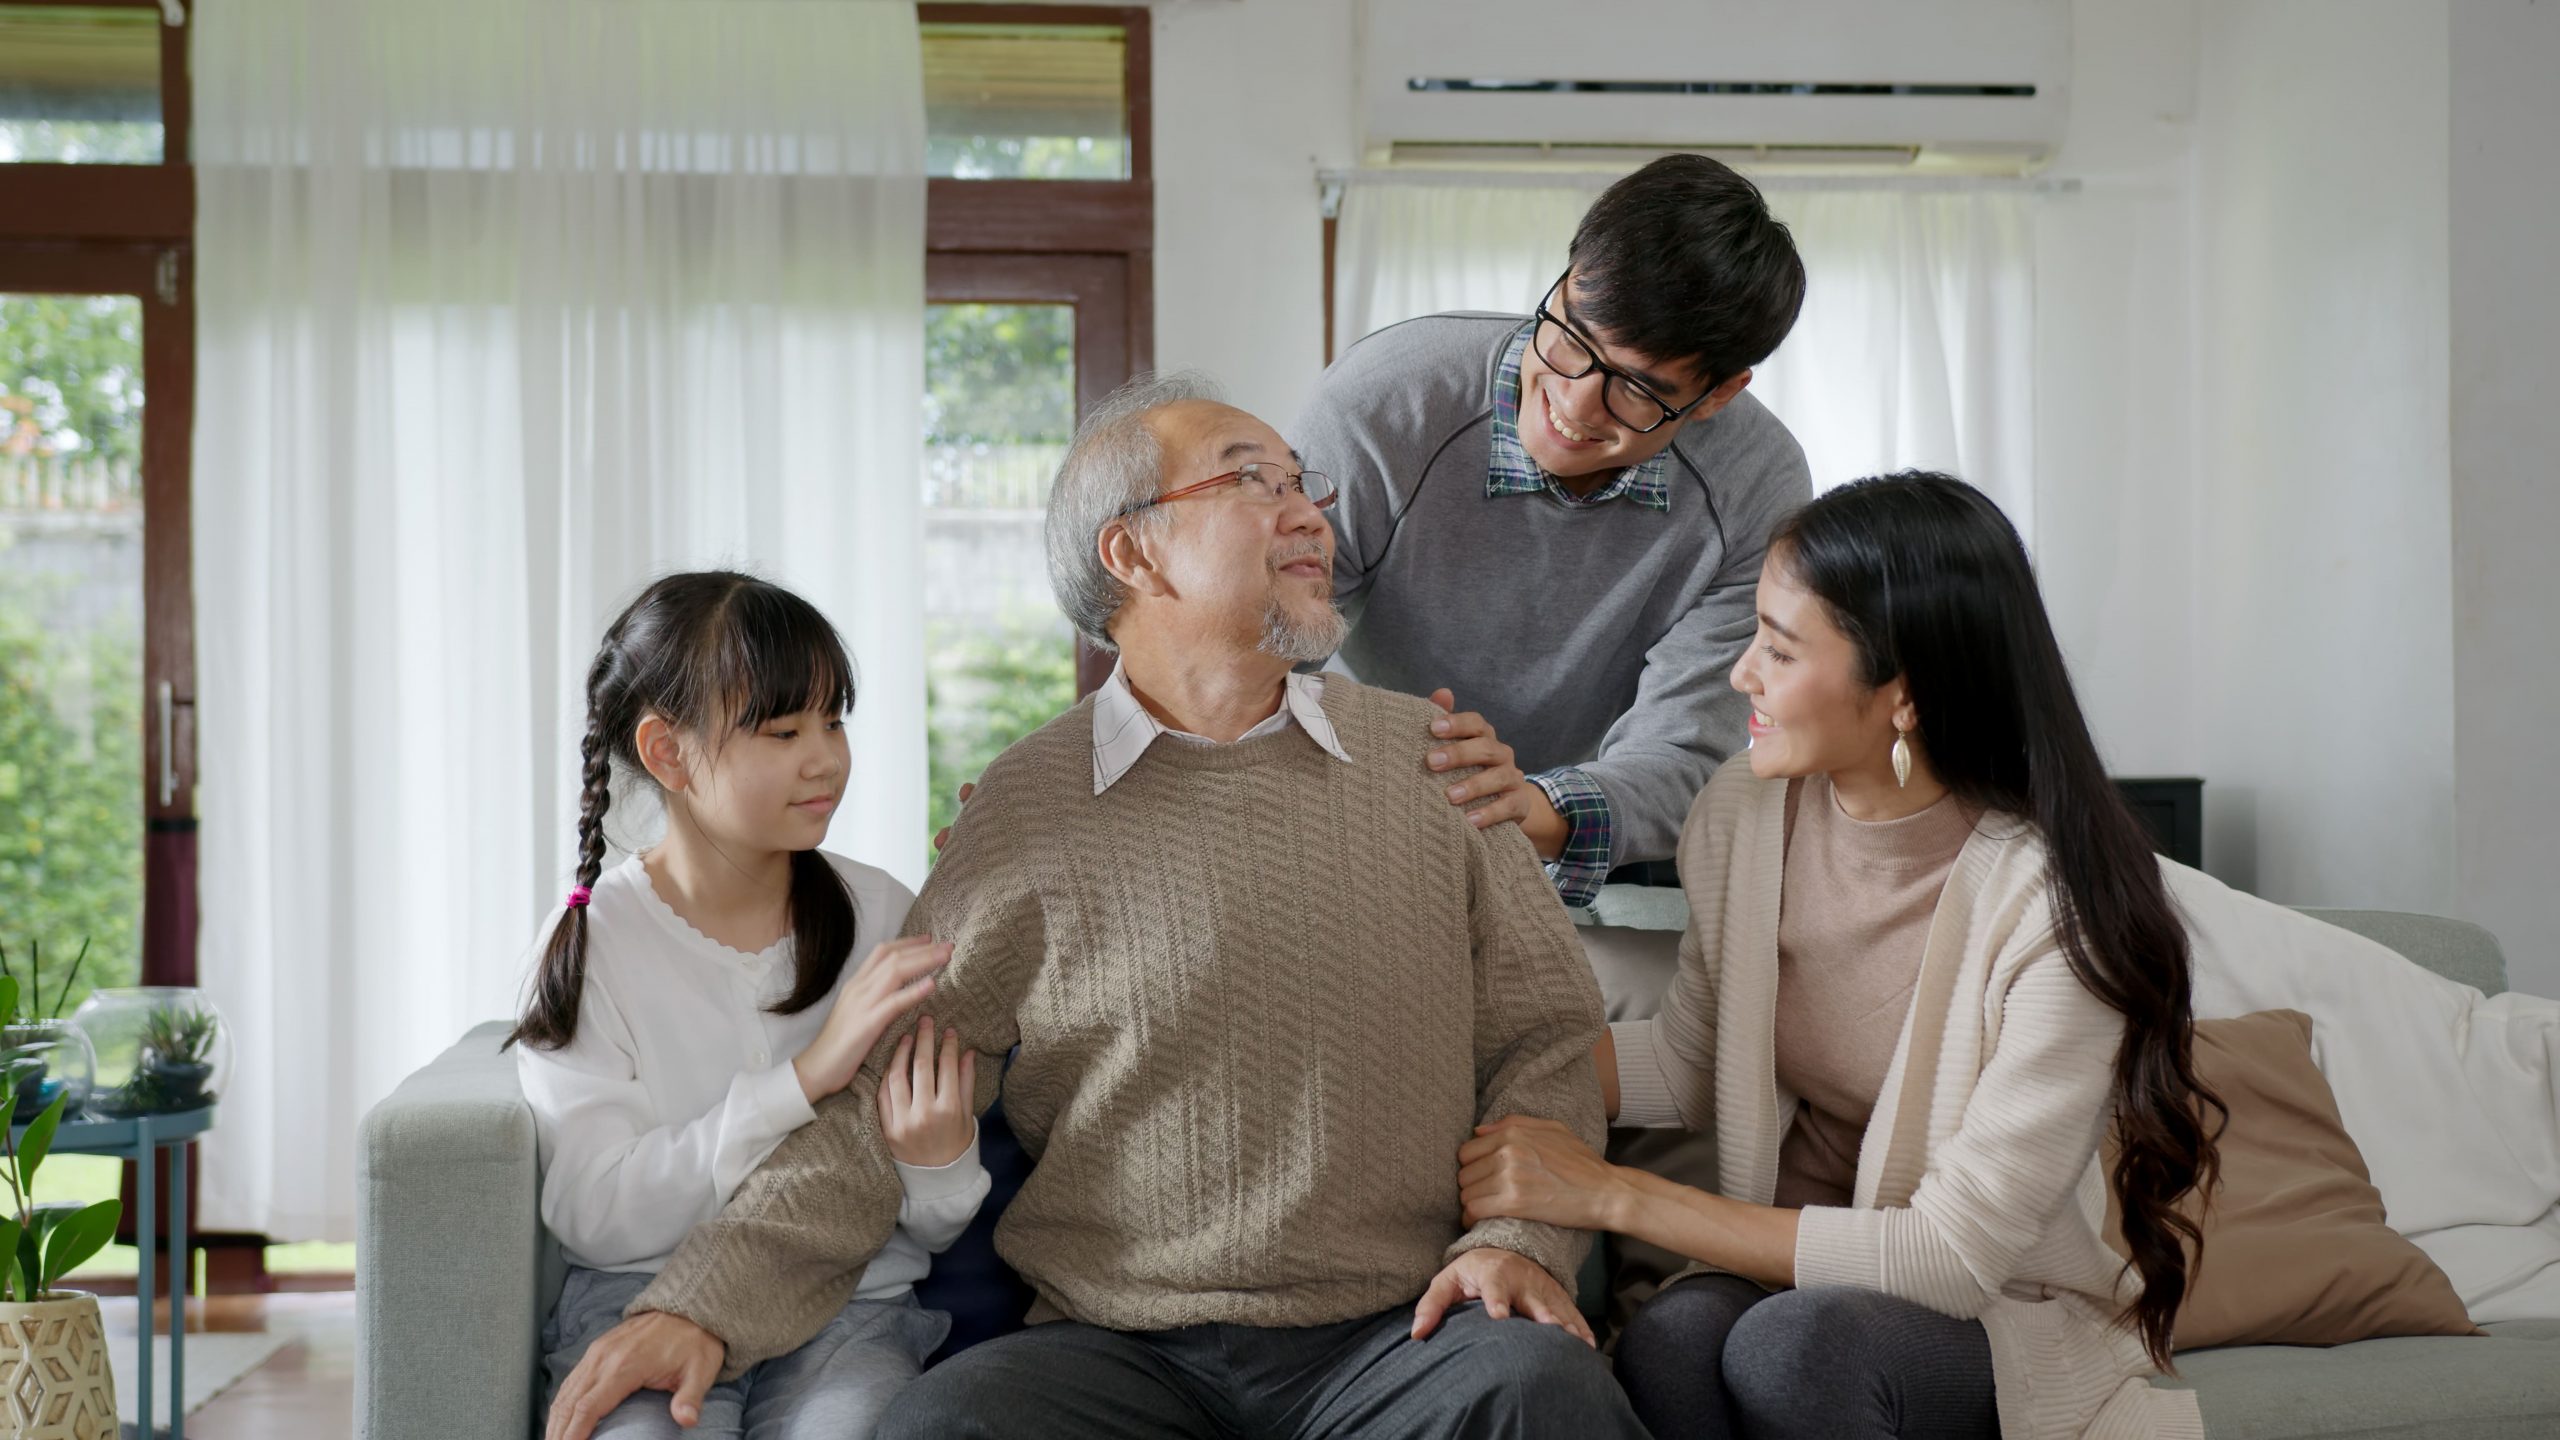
left=128, top=1002, right=221, bottom=1113
left=0, top=974, right=121, bottom=1436
left=71, top=987, right=229, bottom=1119
left=0, top=941, right=99, bottom=1124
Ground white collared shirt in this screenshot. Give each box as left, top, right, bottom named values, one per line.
left=1091, top=662, right=1352, bottom=794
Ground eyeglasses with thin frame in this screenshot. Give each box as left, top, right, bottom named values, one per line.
left=1116, top=461, right=1338, bottom=518
left=1531, top=269, right=1718, bottom=435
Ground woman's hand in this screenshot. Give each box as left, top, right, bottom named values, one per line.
left=793, top=936, right=950, bottom=1103
left=1458, top=1115, right=1632, bottom=1231
left=879, top=1014, right=978, bottom=1168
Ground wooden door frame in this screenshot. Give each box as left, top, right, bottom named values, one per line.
left=921, top=3, right=1153, bottom=695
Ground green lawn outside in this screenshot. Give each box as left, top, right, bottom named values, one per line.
left=32, top=1153, right=352, bottom=1284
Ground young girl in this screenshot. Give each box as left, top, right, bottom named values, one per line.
left=513, top=570, right=988, bottom=1439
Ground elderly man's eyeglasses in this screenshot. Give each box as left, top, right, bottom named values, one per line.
left=1531, top=269, right=1718, bottom=435
left=1117, top=462, right=1338, bottom=517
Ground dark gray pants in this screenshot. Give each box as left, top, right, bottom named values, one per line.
left=875, top=1300, right=1646, bottom=1440
left=1615, top=1274, right=1999, bottom=1440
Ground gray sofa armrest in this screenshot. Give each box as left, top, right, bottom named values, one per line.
left=358, top=1020, right=561, bottom=1440
left=2295, top=908, right=2509, bottom=996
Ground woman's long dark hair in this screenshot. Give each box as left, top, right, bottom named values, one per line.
left=1775, top=472, right=2222, bottom=1370
left=508, top=571, right=861, bottom=1051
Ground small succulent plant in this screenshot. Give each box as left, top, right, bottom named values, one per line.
left=140, top=1002, right=220, bottom=1067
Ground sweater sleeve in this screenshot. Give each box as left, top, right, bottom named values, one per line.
left=1447, top=815, right=1610, bottom=1288
left=1575, top=431, right=1811, bottom=869
left=629, top=814, right=1043, bottom=1379
left=893, top=1127, right=993, bottom=1255
left=517, top=973, right=816, bottom=1270
left=1792, top=947, right=2125, bottom=1316
left=1612, top=898, right=1725, bottom=1131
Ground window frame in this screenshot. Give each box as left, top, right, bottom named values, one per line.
left=919, top=3, right=1151, bottom=696
left=0, top=0, right=197, bottom=990
left=0, top=0, right=207, bottom=1289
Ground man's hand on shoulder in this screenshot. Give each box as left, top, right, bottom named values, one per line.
left=1425, top=690, right=1568, bottom=859
left=930, top=780, right=976, bottom=854
left=1409, top=1245, right=1594, bottom=1347
left=544, top=1311, right=724, bottom=1440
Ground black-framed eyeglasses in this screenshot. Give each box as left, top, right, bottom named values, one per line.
left=1531, top=269, right=1717, bottom=435
left=1116, top=462, right=1338, bottom=518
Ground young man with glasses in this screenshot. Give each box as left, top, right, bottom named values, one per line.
left=1293, top=154, right=1811, bottom=909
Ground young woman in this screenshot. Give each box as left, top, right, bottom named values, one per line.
left=514, top=571, right=988, bottom=1439
left=1459, top=474, right=2221, bottom=1440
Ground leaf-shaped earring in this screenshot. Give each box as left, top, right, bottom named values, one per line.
left=1891, top=729, right=1913, bottom=789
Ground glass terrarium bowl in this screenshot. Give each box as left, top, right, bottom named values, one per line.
left=2, top=1019, right=97, bottom=1124
left=69, top=987, right=231, bottom=1117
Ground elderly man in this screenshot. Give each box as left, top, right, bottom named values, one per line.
left=546, top=373, right=1643, bottom=1440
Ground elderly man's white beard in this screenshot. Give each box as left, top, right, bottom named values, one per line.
left=1256, top=593, right=1348, bottom=664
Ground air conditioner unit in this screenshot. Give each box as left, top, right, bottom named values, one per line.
left=1359, top=0, right=2071, bottom=172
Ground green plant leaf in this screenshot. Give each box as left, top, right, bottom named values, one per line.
left=0, top=1216, right=20, bottom=1303
left=15, top=1090, right=62, bottom=1195
left=23, top=1199, right=78, bottom=1244
left=14, top=1230, right=37, bottom=1303
left=38, top=1199, right=116, bottom=1292
left=0, top=975, right=15, bottom=1025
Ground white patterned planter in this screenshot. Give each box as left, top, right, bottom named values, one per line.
left=0, top=1293, right=115, bottom=1440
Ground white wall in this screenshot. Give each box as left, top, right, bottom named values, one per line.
left=2450, top=2, right=2560, bottom=999
left=2188, top=1, right=2455, bottom=910
left=2033, top=1, right=2201, bottom=780
left=1150, top=0, right=1358, bottom=428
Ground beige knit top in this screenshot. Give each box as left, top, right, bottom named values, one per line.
left=632, top=679, right=1608, bottom=1379
left=1774, top=774, right=1980, bottom=1209
left=1612, top=757, right=2203, bottom=1440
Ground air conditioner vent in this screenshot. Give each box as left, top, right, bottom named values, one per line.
left=1407, top=79, right=2037, bottom=100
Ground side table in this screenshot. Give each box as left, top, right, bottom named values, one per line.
left=12, top=1104, right=214, bottom=1440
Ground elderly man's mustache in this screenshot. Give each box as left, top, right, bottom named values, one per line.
left=1269, top=540, right=1331, bottom=571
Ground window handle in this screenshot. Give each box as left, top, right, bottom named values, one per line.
left=157, top=681, right=194, bottom=807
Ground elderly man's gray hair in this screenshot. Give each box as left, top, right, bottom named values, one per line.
left=1045, top=370, right=1228, bottom=651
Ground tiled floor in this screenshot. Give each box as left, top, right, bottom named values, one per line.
left=105, top=1290, right=356, bottom=1438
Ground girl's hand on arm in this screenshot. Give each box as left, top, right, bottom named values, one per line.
left=878, top=1014, right=978, bottom=1169
left=1458, top=1115, right=1636, bottom=1232
left=794, top=937, right=951, bottom=1104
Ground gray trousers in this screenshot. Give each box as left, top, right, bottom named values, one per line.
left=873, top=1301, right=1646, bottom=1440
left=542, top=1267, right=950, bottom=1439
left=1616, top=1274, right=1998, bottom=1440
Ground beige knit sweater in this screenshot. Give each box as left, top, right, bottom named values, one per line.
left=633, top=679, right=1606, bottom=1378
left=1613, top=757, right=2206, bottom=1440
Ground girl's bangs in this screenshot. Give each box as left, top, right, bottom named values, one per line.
left=712, top=586, right=859, bottom=729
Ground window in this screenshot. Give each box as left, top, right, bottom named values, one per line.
left=923, top=19, right=1129, bottom=180
left=0, top=4, right=165, bottom=163
left=1, top=0, right=208, bottom=1288
left=920, top=5, right=1151, bottom=853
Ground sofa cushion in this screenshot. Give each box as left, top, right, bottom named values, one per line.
left=2159, top=1320, right=2560, bottom=1439
left=2108, top=1009, right=2480, bottom=1350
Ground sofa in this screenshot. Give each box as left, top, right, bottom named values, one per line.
left=357, top=904, right=2560, bottom=1440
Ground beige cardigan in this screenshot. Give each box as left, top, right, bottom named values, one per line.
left=1612, top=758, right=2205, bottom=1440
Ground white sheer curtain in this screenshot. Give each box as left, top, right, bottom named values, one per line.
left=192, top=0, right=925, bottom=1240
left=1332, top=176, right=2037, bottom=533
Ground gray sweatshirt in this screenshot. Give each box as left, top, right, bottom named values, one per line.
left=1290, top=312, right=1811, bottom=879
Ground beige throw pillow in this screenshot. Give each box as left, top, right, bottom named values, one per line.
left=2105, top=1008, right=2481, bottom=1351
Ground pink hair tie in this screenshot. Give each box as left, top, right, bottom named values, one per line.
left=566, top=886, right=594, bottom=909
